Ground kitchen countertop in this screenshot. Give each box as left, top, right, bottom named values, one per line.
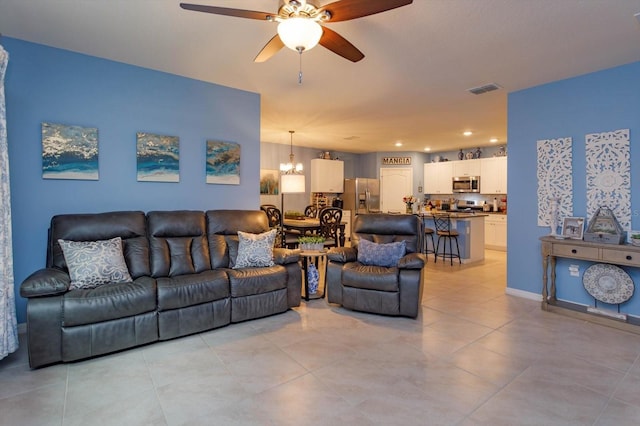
left=419, top=211, right=488, bottom=219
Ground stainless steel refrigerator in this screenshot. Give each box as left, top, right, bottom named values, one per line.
left=343, top=178, right=380, bottom=215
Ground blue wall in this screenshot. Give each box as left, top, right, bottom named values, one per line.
left=507, top=61, right=640, bottom=316
left=4, top=38, right=261, bottom=323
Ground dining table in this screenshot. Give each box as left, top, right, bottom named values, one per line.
left=282, top=218, right=346, bottom=247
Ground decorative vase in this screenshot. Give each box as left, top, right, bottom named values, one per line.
left=406, top=203, right=413, bottom=214
left=307, top=263, right=319, bottom=294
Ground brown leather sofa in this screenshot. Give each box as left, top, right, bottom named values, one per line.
left=20, top=210, right=301, bottom=368
left=326, top=214, right=425, bottom=318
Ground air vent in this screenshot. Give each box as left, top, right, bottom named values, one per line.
left=468, top=83, right=501, bottom=95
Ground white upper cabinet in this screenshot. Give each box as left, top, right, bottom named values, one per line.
left=480, top=157, right=507, bottom=194
left=424, top=162, right=453, bottom=195
left=311, top=159, right=344, bottom=193
left=452, top=159, right=481, bottom=176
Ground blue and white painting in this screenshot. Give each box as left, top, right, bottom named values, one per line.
left=42, top=122, right=99, bottom=180
left=206, top=140, right=240, bottom=185
left=136, top=132, right=180, bottom=182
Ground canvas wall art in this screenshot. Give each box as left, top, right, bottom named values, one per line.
left=536, top=137, right=573, bottom=226
left=586, top=128, right=630, bottom=232
left=206, top=140, right=240, bottom=185
left=260, top=169, right=280, bottom=195
left=42, top=122, right=99, bottom=180
left=136, top=132, right=180, bottom=182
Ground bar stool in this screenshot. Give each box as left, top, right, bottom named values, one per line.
left=433, top=214, right=461, bottom=265
left=424, top=226, right=436, bottom=261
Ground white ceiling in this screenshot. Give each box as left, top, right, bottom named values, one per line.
left=1, top=0, right=640, bottom=153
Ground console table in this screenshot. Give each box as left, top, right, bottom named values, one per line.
left=540, top=236, right=640, bottom=332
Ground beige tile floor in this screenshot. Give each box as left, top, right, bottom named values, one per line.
left=2, top=250, right=640, bottom=425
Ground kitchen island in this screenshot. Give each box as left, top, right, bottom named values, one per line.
left=420, top=212, right=487, bottom=263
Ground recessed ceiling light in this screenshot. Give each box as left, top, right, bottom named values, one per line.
left=463, top=131, right=473, bottom=136
left=424, top=147, right=431, bottom=152
left=490, top=138, right=498, bottom=143
left=395, top=142, right=403, bottom=147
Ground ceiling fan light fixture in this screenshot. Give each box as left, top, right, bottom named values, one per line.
left=277, top=17, right=323, bottom=52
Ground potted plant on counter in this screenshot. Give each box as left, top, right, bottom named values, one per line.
left=298, top=235, right=326, bottom=251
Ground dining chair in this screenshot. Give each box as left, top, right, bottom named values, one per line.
left=304, top=205, right=318, bottom=218
left=433, top=213, right=461, bottom=265
left=260, top=204, right=284, bottom=247
left=259, top=205, right=279, bottom=227
left=318, top=207, right=343, bottom=248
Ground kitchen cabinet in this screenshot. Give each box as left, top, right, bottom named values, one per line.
left=485, top=214, right=507, bottom=250
left=311, top=159, right=344, bottom=193
left=452, top=159, right=481, bottom=177
left=480, top=157, right=507, bottom=194
left=424, top=162, right=453, bottom=195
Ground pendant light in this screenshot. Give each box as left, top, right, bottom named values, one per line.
left=280, top=131, right=305, bottom=244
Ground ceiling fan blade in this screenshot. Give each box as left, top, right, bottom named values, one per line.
left=254, top=35, right=285, bottom=63
left=320, top=0, right=413, bottom=22
left=179, top=3, right=275, bottom=21
left=319, top=27, right=365, bottom=62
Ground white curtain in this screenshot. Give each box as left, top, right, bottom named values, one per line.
left=0, top=44, right=18, bottom=360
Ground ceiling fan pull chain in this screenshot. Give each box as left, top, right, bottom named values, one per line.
left=298, top=48, right=303, bottom=85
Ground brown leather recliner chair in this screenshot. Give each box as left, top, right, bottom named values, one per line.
left=326, top=214, right=425, bottom=318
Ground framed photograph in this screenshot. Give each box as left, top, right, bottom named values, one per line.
left=42, top=122, right=99, bottom=180
left=260, top=169, right=279, bottom=195
left=562, top=217, right=585, bottom=240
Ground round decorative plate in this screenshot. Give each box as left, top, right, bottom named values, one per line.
left=582, top=263, right=634, bottom=304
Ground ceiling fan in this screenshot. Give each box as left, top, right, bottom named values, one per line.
left=180, top=0, right=413, bottom=63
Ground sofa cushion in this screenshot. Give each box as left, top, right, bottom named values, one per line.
left=157, top=270, right=229, bottom=311
left=62, top=276, right=156, bottom=327
left=357, top=238, right=406, bottom=268
left=206, top=210, right=271, bottom=269
left=58, top=237, right=133, bottom=290
left=148, top=210, right=211, bottom=278
left=49, top=211, right=150, bottom=279
left=227, top=265, right=287, bottom=298
left=233, top=229, right=277, bottom=269
left=342, top=262, right=399, bottom=292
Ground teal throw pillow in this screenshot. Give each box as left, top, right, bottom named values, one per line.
left=357, top=238, right=406, bottom=267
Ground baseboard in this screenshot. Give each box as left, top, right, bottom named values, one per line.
left=505, top=287, right=542, bottom=301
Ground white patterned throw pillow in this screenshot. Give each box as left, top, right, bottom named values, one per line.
left=233, top=229, right=277, bottom=269
left=58, top=237, right=133, bottom=290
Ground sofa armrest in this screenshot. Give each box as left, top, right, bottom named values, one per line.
left=398, top=252, right=426, bottom=270
left=273, top=248, right=302, bottom=265
left=20, top=268, right=70, bottom=298
left=327, top=247, right=357, bottom=263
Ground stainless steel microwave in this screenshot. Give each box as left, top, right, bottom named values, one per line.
left=452, top=176, right=480, bottom=193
